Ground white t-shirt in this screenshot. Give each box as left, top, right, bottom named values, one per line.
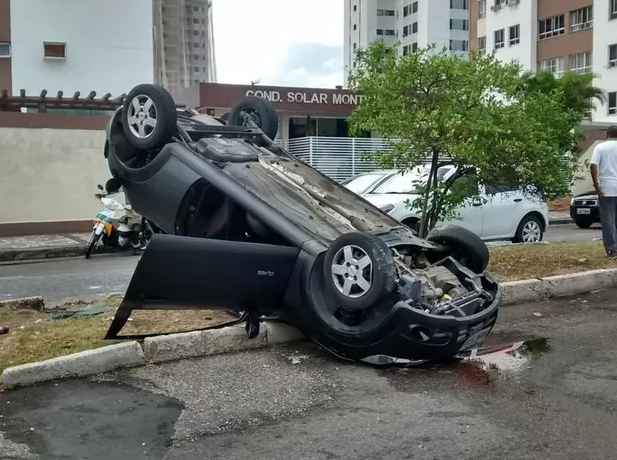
left=590, top=140, right=617, bottom=197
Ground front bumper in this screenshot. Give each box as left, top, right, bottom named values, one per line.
left=570, top=205, right=600, bottom=222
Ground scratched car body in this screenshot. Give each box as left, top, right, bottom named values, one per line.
left=101, top=83, right=501, bottom=365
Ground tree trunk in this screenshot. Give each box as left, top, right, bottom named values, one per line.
left=418, top=149, right=440, bottom=238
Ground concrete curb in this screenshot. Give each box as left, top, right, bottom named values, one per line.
left=500, top=268, right=617, bottom=305
left=1, top=342, right=145, bottom=390
left=0, top=245, right=87, bottom=263
left=1, top=269, right=615, bottom=390
left=549, top=217, right=573, bottom=225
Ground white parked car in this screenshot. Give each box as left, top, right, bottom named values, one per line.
left=362, top=165, right=549, bottom=243
left=342, top=169, right=398, bottom=195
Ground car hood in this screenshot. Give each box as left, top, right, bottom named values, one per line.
left=574, top=191, right=598, bottom=200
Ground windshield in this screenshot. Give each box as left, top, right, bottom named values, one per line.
left=345, top=172, right=390, bottom=194
left=371, top=165, right=454, bottom=194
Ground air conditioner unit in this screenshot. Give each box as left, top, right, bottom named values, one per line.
left=490, top=4, right=501, bottom=11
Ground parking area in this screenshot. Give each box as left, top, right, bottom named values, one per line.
left=2, top=289, right=617, bottom=460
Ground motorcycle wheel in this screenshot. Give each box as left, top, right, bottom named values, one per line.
left=85, top=232, right=102, bottom=259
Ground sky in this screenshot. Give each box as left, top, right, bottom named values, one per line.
left=211, top=0, right=344, bottom=88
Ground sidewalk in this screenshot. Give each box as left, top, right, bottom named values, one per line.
left=0, top=233, right=92, bottom=262
left=0, top=212, right=574, bottom=263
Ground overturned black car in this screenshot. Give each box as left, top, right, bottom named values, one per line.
left=102, top=83, right=502, bottom=365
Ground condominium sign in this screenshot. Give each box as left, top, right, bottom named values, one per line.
left=245, top=89, right=362, bottom=106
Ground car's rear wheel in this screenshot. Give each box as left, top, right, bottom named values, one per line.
left=574, top=218, right=593, bottom=229
left=513, top=214, right=544, bottom=244
left=323, top=232, right=396, bottom=311
left=227, top=96, right=279, bottom=140
left=426, top=224, right=490, bottom=273
left=121, top=84, right=177, bottom=151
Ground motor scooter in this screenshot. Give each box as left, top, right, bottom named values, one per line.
left=85, top=184, right=153, bottom=258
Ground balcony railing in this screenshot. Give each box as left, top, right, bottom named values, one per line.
left=285, top=137, right=392, bottom=182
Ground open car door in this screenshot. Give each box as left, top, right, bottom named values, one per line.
left=105, top=234, right=300, bottom=339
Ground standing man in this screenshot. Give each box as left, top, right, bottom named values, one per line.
left=590, top=125, right=617, bottom=257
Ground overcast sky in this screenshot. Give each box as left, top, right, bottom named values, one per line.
left=212, top=0, right=344, bottom=88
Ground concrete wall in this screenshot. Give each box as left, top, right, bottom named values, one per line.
left=10, top=0, right=153, bottom=97
left=0, top=126, right=123, bottom=230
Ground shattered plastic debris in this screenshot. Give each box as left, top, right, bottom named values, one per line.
left=461, top=338, right=550, bottom=373
left=286, top=354, right=310, bottom=365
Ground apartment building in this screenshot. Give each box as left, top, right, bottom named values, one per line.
left=153, top=0, right=217, bottom=101
left=344, top=0, right=471, bottom=85
left=470, top=0, right=617, bottom=122
left=0, top=0, right=154, bottom=97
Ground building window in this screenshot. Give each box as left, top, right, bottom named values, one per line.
left=450, top=39, right=469, bottom=51
left=377, top=9, right=395, bottom=16
left=539, top=14, right=565, bottom=39
left=193, top=18, right=199, bottom=24
left=478, top=36, right=486, bottom=51
left=193, top=66, right=199, bottom=72
left=403, top=25, right=409, bottom=37
left=494, top=29, right=505, bottom=49
left=611, top=0, right=617, bottom=20
left=570, top=6, right=593, bottom=31
left=569, top=52, right=592, bottom=73
left=384, top=29, right=396, bottom=36
left=412, top=42, right=418, bottom=51
left=539, top=57, right=564, bottom=78
left=353, top=4, right=357, bottom=11
left=353, top=43, right=357, bottom=50
left=509, top=24, right=520, bottom=45
left=609, top=44, right=617, bottom=67
left=450, top=0, right=469, bottom=9
left=43, top=42, right=66, bottom=59
left=412, top=1, right=418, bottom=13
left=403, top=45, right=411, bottom=55
left=376, top=29, right=383, bottom=35
left=608, top=92, right=616, bottom=115
left=450, top=19, right=469, bottom=30
left=193, top=6, right=198, bottom=11
left=0, top=42, right=10, bottom=58
left=193, top=30, right=199, bottom=36
left=403, top=5, right=409, bottom=16
left=412, top=22, right=418, bottom=33
left=353, top=23, right=357, bottom=30
left=479, top=0, right=487, bottom=18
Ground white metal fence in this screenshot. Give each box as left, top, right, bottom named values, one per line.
left=285, top=137, right=393, bottom=183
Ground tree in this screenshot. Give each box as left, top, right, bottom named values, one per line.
left=347, top=42, right=585, bottom=237
left=518, top=70, right=606, bottom=120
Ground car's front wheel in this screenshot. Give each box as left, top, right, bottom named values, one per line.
left=513, top=214, right=544, bottom=244
left=574, top=218, right=593, bottom=229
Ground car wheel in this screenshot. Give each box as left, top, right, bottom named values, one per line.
left=323, top=232, right=396, bottom=311
left=227, top=96, right=279, bottom=140
left=121, top=84, right=177, bottom=151
left=574, top=218, right=593, bottom=229
left=426, top=224, right=490, bottom=274
left=513, top=214, right=544, bottom=244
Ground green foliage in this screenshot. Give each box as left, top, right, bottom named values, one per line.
left=347, top=42, right=586, bottom=236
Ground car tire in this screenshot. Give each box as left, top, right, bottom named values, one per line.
left=323, top=232, right=396, bottom=311
left=121, top=84, right=177, bottom=151
left=512, top=214, right=544, bottom=244
left=227, top=96, right=279, bottom=140
left=426, top=224, right=490, bottom=274
left=574, top=218, right=593, bottom=229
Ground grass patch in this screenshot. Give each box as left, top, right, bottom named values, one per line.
left=0, top=297, right=235, bottom=374
left=489, top=240, right=613, bottom=281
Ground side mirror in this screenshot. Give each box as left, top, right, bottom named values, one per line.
left=105, top=178, right=122, bottom=194
left=97, top=184, right=104, bottom=191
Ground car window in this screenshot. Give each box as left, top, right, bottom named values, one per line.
left=372, top=165, right=454, bottom=194
left=485, top=183, right=519, bottom=195
left=345, top=173, right=389, bottom=193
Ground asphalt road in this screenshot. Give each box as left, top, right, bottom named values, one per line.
left=2, top=289, right=617, bottom=459
left=0, top=223, right=604, bottom=305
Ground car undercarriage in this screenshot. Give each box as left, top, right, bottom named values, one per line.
left=101, top=83, right=501, bottom=365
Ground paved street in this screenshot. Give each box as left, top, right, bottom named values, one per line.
left=0, top=223, right=603, bottom=305
left=2, top=289, right=617, bottom=459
